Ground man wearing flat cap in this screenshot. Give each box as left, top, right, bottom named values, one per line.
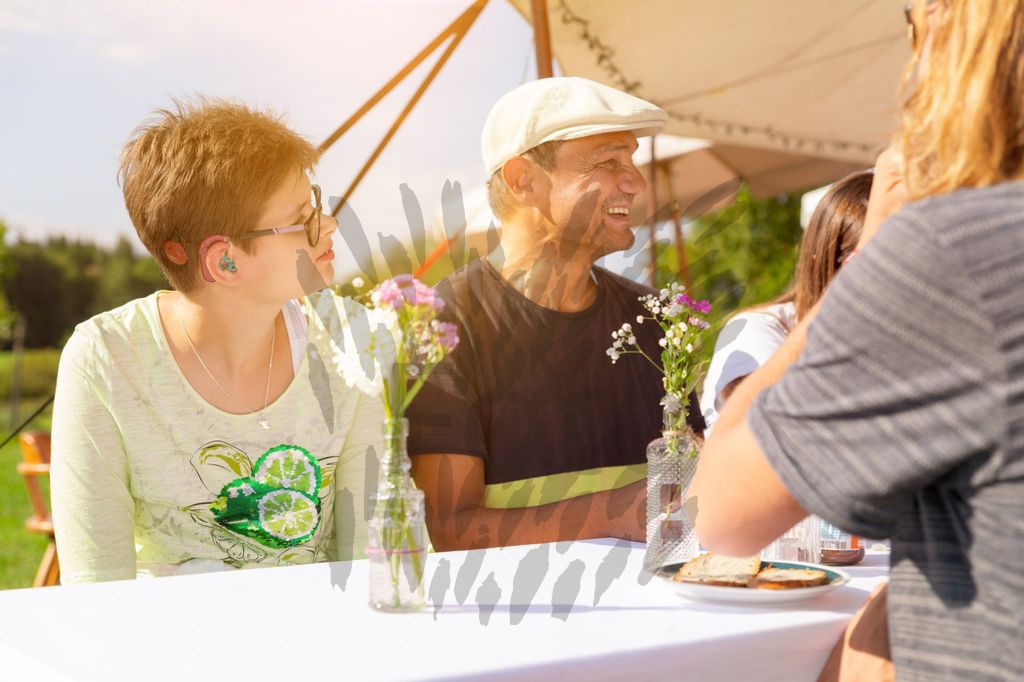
left=407, top=77, right=705, bottom=550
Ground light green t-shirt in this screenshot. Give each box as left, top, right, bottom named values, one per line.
left=51, top=290, right=384, bottom=583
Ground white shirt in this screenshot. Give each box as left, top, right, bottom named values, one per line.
left=700, top=301, right=796, bottom=434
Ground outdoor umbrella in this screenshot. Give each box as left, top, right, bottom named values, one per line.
left=630, top=134, right=866, bottom=222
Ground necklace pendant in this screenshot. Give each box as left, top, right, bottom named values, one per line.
left=257, top=417, right=270, bottom=430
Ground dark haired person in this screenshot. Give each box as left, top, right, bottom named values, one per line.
left=701, top=170, right=871, bottom=433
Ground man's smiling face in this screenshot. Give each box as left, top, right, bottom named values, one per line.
left=542, top=131, right=647, bottom=258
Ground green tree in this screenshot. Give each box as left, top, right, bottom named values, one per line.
left=0, top=220, right=14, bottom=341
left=651, top=185, right=804, bottom=371
left=2, top=241, right=68, bottom=348
left=662, top=185, right=803, bottom=322
left=0, top=235, right=168, bottom=349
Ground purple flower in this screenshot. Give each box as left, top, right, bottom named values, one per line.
left=372, top=275, right=446, bottom=311
left=688, top=316, right=711, bottom=330
left=371, top=279, right=404, bottom=310
left=677, top=293, right=712, bottom=314
left=433, top=321, right=460, bottom=351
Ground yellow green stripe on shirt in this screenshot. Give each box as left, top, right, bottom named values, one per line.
left=482, top=463, right=647, bottom=509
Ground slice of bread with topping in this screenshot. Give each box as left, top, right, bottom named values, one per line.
left=750, top=566, right=829, bottom=590
left=673, top=552, right=761, bottom=587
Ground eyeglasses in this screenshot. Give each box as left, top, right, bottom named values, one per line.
left=240, top=184, right=323, bottom=247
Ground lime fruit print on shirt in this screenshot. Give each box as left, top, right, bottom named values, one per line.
left=207, top=444, right=324, bottom=549
left=252, top=446, right=322, bottom=497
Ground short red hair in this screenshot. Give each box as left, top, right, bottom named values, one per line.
left=119, top=97, right=319, bottom=291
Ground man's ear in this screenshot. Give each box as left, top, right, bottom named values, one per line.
left=501, top=156, right=541, bottom=205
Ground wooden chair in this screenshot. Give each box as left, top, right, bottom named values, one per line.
left=17, top=431, right=59, bottom=587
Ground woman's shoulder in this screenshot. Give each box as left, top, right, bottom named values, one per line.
left=63, top=292, right=165, bottom=369
left=722, top=302, right=796, bottom=339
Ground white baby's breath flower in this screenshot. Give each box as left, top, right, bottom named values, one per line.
left=324, top=294, right=400, bottom=398
left=636, top=315, right=644, bottom=324
left=660, top=393, right=682, bottom=411
left=351, top=276, right=365, bottom=289
left=612, top=331, right=619, bottom=339
left=658, top=338, right=668, bottom=348
left=685, top=343, right=694, bottom=353
left=627, top=335, right=636, bottom=346
left=665, top=303, right=683, bottom=317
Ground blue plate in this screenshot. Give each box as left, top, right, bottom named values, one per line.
left=657, top=558, right=851, bottom=605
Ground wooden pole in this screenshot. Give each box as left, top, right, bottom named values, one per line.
left=330, top=0, right=488, bottom=217
left=663, top=162, right=693, bottom=290
left=646, top=136, right=659, bottom=288
left=8, top=315, right=25, bottom=430
left=319, top=0, right=489, bottom=156
left=530, top=0, right=554, bottom=78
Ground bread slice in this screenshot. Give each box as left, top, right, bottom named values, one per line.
left=751, top=566, right=829, bottom=590
left=673, top=552, right=761, bottom=587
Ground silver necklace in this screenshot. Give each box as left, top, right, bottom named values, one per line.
left=179, top=306, right=275, bottom=430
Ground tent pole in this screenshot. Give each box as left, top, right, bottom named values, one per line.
left=319, top=0, right=488, bottom=156
left=646, top=136, right=659, bottom=288
left=417, top=0, right=553, bottom=279
left=331, top=0, right=488, bottom=217
left=663, top=162, right=693, bottom=290
left=530, top=0, right=554, bottom=78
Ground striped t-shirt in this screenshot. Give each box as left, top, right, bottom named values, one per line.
left=750, top=181, right=1024, bottom=681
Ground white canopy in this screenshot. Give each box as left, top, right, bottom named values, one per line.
left=508, top=0, right=911, bottom=166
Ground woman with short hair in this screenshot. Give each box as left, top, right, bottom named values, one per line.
left=51, top=98, right=382, bottom=582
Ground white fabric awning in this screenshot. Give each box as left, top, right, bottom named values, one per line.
left=508, top=0, right=911, bottom=165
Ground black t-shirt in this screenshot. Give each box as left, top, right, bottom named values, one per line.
left=407, top=258, right=704, bottom=487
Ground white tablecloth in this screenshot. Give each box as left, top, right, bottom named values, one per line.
left=0, top=539, right=889, bottom=681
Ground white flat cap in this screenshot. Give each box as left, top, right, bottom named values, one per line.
left=481, top=76, right=667, bottom=177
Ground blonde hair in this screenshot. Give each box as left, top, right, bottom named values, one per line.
left=899, top=1, right=1024, bottom=199
left=119, top=97, right=319, bottom=291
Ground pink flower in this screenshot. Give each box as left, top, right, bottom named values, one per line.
left=371, top=279, right=404, bottom=309
left=372, top=275, right=445, bottom=311
left=688, top=316, right=711, bottom=330
left=677, top=293, right=712, bottom=314
left=432, top=321, right=460, bottom=351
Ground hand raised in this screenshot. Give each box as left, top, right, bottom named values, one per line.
left=857, top=144, right=909, bottom=249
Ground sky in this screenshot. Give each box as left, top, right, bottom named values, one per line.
left=0, top=0, right=544, bottom=279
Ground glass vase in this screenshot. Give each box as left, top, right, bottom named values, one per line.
left=643, top=402, right=701, bottom=571
left=761, top=514, right=821, bottom=564
left=367, top=418, right=427, bottom=612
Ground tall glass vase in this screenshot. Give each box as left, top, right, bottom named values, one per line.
left=644, top=402, right=701, bottom=571
left=367, top=418, right=427, bottom=611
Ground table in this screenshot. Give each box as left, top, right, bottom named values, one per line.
left=0, top=539, right=889, bottom=681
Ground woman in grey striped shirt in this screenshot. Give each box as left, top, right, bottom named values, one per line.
left=691, top=2, right=1024, bottom=680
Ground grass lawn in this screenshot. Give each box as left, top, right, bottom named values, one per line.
left=0, top=397, right=55, bottom=590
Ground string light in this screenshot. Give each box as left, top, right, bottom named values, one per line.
left=556, top=0, right=883, bottom=160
